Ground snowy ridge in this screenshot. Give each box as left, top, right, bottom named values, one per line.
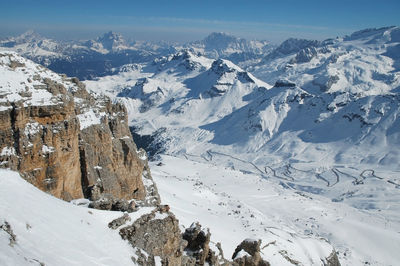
left=0, top=51, right=119, bottom=133
left=0, top=51, right=73, bottom=107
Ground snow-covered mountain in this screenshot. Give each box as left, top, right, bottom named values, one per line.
left=86, top=49, right=270, bottom=136
left=0, top=31, right=270, bottom=80
left=0, top=31, right=175, bottom=80
left=0, top=51, right=345, bottom=266
left=84, top=31, right=128, bottom=53
left=185, top=32, right=272, bottom=66
left=85, top=26, right=400, bottom=265
left=0, top=30, right=63, bottom=64
left=87, top=26, right=400, bottom=171
left=261, top=38, right=320, bottom=62
left=2, top=26, right=400, bottom=265
left=0, top=169, right=155, bottom=266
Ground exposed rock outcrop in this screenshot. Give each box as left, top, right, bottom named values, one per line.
left=0, top=52, right=146, bottom=202
left=78, top=103, right=145, bottom=201
left=88, top=194, right=136, bottom=212
left=232, top=239, right=270, bottom=266
left=119, top=206, right=185, bottom=265
left=108, top=213, right=131, bottom=229
left=182, top=222, right=219, bottom=265
left=324, top=249, right=341, bottom=266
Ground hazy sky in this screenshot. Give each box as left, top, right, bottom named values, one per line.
left=1, top=0, right=399, bottom=43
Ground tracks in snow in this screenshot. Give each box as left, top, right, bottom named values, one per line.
left=183, top=150, right=400, bottom=189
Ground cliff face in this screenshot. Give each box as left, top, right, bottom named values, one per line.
left=77, top=100, right=145, bottom=201
left=0, top=51, right=145, bottom=201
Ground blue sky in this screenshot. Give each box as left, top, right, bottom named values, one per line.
left=1, top=0, right=399, bottom=43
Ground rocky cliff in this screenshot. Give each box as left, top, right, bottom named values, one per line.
left=0, top=51, right=146, bottom=202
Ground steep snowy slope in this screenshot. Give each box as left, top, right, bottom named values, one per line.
left=0, top=169, right=153, bottom=266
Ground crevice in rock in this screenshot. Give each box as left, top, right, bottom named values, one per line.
left=9, top=103, right=20, bottom=156
left=79, top=145, right=90, bottom=199
left=121, top=140, right=130, bottom=165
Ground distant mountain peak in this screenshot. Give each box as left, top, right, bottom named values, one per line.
left=98, top=31, right=123, bottom=40
left=204, top=32, right=238, bottom=42
left=13, top=30, right=44, bottom=43
left=344, top=26, right=400, bottom=43
left=95, top=31, right=126, bottom=51
left=202, top=32, right=243, bottom=50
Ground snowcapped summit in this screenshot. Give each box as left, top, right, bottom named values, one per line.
left=344, top=26, right=400, bottom=43
left=185, top=58, right=262, bottom=98
left=150, top=49, right=213, bottom=73
left=263, top=38, right=320, bottom=61
left=0, top=31, right=61, bottom=62
left=203, top=32, right=242, bottom=50
left=96, top=31, right=127, bottom=51
left=186, top=32, right=271, bottom=65
left=6, top=30, right=44, bottom=45
left=83, top=31, right=128, bottom=53
left=210, top=58, right=243, bottom=74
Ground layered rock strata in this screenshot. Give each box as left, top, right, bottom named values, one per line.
left=0, top=52, right=146, bottom=201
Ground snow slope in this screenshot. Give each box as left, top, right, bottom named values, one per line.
left=0, top=169, right=153, bottom=266
left=151, top=155, right=400, bottom=266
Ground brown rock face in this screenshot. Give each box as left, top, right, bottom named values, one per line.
left=182, top=222, right=218, bottom=265
left=324, top=249, right=341, bottom=266
left=0, top=100, right=82, bottom=200
left=78, top=106, right=145, bottom=201
left=232, top=239, right=270, bottom=266
left=119, top=207, right=185, bottom=265
left=0, top=52, right=146, bottom=202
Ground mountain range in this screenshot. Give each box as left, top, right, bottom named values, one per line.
left=1, top=26, right=400, bottom=265
left=84, top=26, right=400, bottom=265
left=0, top=30, right=272, bottom=80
